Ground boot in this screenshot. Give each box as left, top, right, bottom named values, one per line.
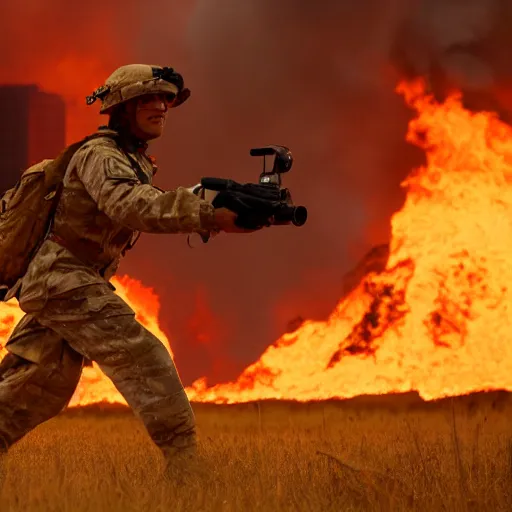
left=161, top=445, right=213, bottom=485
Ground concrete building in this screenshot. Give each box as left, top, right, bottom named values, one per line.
left=0, top=85, right=66, bottom=194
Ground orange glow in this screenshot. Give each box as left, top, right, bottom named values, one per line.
left=0, top=276, right=172, bottom=406
left=186, top=79, right=512, bottom=403
left=0, top=4, right=137, bottom=144
left=2, top=80, right=511, bottom=405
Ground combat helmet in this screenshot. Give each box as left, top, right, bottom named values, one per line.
left=86, top=64, right=191, bottom=114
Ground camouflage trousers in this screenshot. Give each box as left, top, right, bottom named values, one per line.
left=0, top=283, right=196, bottom=457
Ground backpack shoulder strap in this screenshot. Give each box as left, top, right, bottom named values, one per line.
left=122, top=152, right=151, bottom=185
left=44, top=131, right=122, bottom=234
left=84, top=128, right=151, bottom=185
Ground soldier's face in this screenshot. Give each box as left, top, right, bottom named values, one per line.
left=130, top=94, right=174, bottom=140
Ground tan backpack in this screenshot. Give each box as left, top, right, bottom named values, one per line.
left=0, top=132, right=117, bottom=299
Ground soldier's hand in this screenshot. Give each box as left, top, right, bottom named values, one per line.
left=214, top=208, right=260, bottom=233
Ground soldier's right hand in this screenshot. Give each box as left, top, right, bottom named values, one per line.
left=214, top=208, right=260, bottom=233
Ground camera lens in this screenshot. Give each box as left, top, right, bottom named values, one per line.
left=292, top=206, right=307, bottom=226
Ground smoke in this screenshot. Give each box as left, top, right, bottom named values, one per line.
left=4, top=0, right=512, bottom=385
left=393, top=0, right=512, bottom=118
left=0, top=1, right=140, bottom=143
left=130, top=0, right=512, bottom=385
left=128, top=0, right=421, bottom=383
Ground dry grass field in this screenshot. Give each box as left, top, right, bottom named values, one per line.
left=1, top=392, right=511, bottom=512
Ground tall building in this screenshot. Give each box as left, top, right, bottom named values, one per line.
left=0, top=85, right=66, bottom=194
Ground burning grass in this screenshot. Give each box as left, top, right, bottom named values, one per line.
left=1, top=392, right=511, bottom=511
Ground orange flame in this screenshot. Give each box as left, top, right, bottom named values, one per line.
left=0, top=276, right=172, bottom=406
left=2, top=79, right=511, bottom=405
left=186, top=79, right=512, bottom=403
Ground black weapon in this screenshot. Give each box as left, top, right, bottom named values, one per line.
left=201, top=145, right=307, bottom=230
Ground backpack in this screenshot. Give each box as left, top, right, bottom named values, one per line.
left=0, top=132, right=117, bottom=299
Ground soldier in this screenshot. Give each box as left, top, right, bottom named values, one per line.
left=0, top=64, right=253, bottom=481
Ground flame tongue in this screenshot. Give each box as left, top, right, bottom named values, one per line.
left=186, top=79, right=512, bottom=403
left=0, top=276, right=173, bottom=406
left=1, top=79, right=512, bottom=405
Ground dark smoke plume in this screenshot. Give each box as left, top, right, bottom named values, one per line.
left=393, top=0, right=512, bottom=120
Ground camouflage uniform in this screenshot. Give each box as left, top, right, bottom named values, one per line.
left=0, top=65, right=217, bottom=459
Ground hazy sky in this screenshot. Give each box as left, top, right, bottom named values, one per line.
left=1, top=0, right=509, bottom=384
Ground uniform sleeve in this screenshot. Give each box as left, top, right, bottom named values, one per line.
left=73, top=143, right=218, bottom=234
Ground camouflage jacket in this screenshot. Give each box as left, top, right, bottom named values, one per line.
left=52, top=129, right=216, bottom=276
left=11, top=129, right=217, bottom=313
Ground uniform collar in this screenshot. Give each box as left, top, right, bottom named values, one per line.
left=125, top=137, right=149, bottom=154
left=98, top=125, right=148, bottom=154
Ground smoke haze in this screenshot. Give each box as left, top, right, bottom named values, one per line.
left=2, top=0, right=512, bottom=384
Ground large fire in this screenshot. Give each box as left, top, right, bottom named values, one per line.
left=0, top=276, right=173, bottom=407
left=2, top=80, right=512, bottom=405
